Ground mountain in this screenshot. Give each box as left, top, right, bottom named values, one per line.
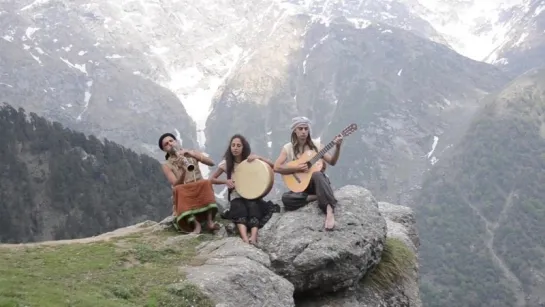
left=0, top=0, right=453, bottom=160
left=408, top=0, right=526, bottom=61
left=409, top=0, right=545, bottom=75
left=0, top=103, right=172, bottom=243
left=0, top=0, right=200, bottom=157
left=484, top=0, right=545, bottom=75
left=415, top=68, right=545, bottom=307
left=278, top=0, right=449, bottom=44
left=205, top=14, right=510, bottom=203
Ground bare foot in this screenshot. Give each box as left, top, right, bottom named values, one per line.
left=206, top=222, right=220, bottom=231
left=249, top=235, right=258, bottom=245
left=324, top=213, right=335, bottom=230
left=192, top=222, right=202, bottom=234
left=242, top=237, right=250, bottom=244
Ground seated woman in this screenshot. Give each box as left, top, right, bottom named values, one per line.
left=210, top=134, right=276, bottom=244
left=159, top=132, right=220, bottom=234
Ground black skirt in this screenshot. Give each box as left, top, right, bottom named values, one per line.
left=226, top=197, right=276, bottom=228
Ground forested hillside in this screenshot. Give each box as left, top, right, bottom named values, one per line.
left=0, top=103, right=171, bottom=244
left=415, top=68, right=545, bottom=307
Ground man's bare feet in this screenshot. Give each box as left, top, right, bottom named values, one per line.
left=324, top=205, right=335, bottom=230
left=192, top=222, right=202, bottom=234
left=325, top=212, right=335, bottom=230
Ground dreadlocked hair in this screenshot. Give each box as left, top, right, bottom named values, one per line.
left=291, top=131, right=318, bottom=158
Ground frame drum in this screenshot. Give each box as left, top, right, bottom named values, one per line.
left=232, top=159, right=274, bottom=200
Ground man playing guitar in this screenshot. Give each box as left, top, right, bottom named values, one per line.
left=273, top=116, right=343, bottom=230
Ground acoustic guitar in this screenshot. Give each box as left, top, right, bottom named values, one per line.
left=281, top=123, right=358, bottom=192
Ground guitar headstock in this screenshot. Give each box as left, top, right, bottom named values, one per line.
left=340, top=123, right=358, bottom=137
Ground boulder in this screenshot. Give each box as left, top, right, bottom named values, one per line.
left=258, top=185, right=387, bottom=294
left=164, top=185, right=421, bottom=307
left=378, top=202, right=420, bottom=249
left=295, top=200, right=422, bottom=307
left=183, top=237, right=295, bottom=307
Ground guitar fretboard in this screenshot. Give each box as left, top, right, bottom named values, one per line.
left=310, top=141, right=336, bottom=165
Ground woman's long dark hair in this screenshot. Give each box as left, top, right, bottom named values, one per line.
left=291, top=131, right=318, bottom=158
left=223, top=134, right=251, bottom=179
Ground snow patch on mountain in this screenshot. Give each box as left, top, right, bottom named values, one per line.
left=411, top=0, right=527, bottom=61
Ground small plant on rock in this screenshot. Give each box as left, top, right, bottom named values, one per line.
left=361, top=237, right=416, bottom=291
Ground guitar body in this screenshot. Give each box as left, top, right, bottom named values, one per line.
left=282, top=150, right=324, bottom=193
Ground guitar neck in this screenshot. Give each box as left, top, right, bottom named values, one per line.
left=309, top=141, right=336, bottom=165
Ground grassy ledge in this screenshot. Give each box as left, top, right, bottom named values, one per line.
left=361, top=237, right=416, bottom=291
left=0, top=229, right=216, bottom=307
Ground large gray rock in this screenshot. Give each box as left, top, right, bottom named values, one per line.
left=296, top=200, right=422, bottom=307
left=183, top=237, right=295, bottom=307
left=258, top=185, right=387, bottom=294
left=378, top=203, right=421, bottom=307
left=378, top=201, right=420, bottom=250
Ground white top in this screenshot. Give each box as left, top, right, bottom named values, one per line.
left=282, top=139, right=322, bottom=161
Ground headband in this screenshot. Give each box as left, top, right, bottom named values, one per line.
left=290, top=116, right=312, bottom=132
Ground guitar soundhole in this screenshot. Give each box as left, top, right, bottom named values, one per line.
left=292, top=174, right=301, bottom=183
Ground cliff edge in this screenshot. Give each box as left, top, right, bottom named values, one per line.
left=0, top=185, right=421, bottom=307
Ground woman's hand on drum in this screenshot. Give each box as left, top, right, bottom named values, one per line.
left=247, top=154, right=258, bottom=162
left=226, top=179, right=235, bottom=189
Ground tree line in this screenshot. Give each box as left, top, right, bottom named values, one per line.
left=0, top=103, right=172, bottom=243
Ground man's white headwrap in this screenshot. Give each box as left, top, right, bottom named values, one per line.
left=290, top=116, right=312, bottom=134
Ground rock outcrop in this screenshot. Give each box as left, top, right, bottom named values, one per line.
left=181, top=185, right=421, bottom=307
left=184, top=238, right=295, bottom=307
left=259, top=185, right=387, bottom=294
left=1, top=184, right=419, bottom=306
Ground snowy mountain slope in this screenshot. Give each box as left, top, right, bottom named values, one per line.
left=276, top=0, right=449, bottom=45
left=484, top=0, right=545, bottom=74
left=204, top=13, right=509, bottom=203
left=405, top=0, right=524, bottom=61
left=0, top=0, right=200, bottom=156
left=1, top=0, right=449, bottom=156
left=407, top=0, right=545, bottom=74
left=3, top=0, right=543, bottom=158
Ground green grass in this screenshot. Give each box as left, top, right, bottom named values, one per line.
left=361, top=237, right=416, bottom=292
left=0, top=229, right=216, bottom=307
